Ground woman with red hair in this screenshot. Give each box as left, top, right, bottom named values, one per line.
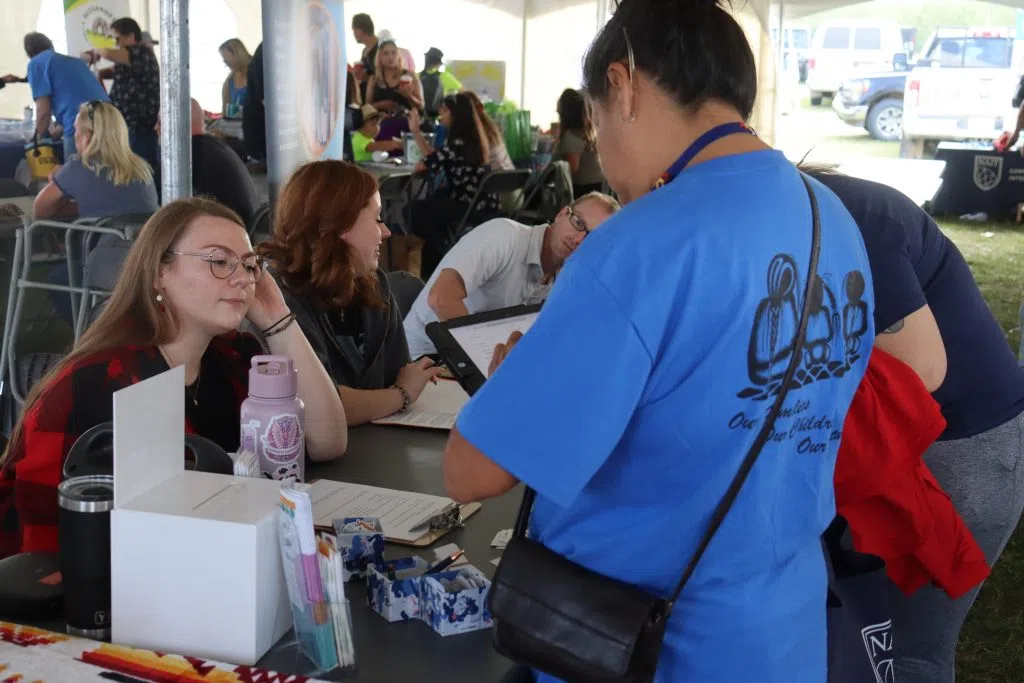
left=258, top=161, right=441, bottom=425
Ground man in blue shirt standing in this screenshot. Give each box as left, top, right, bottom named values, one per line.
left=2, top=33, right=109, bottom=161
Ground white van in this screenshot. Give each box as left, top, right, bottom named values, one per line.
left=807, top=20, right=907, bottom=105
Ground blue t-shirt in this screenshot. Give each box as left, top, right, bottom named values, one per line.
left=27, top=50, right=109, bottom=139
left=457, top=151, right=875, bottom=683
left=814, top=172, right=1024, bottom=440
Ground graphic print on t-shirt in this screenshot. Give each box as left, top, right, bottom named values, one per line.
left=739, top=252, right=868, bottom=401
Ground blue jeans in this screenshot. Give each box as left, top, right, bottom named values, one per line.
left=128, top=128, right=159, bottom=171
left=62, top=136, right=76, bottom=161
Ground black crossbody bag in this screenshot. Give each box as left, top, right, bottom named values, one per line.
left=486, top=176, right=823, bottom=683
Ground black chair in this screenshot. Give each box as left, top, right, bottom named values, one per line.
left=249, top=202, right=272, bottom=242
left=386, top=270, right=424, bottom=319
left=450, top=169, right=532, bottom=242
left=515, top=160, right=573, bottom=224
left=0, top=180, right=30, bottom=199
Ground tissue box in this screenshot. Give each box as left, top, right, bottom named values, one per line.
left=421, top=565, right=493, bottom=636
left=333, top=517, right=385, bottom=581
left=111, top=472, right=291, bottom=665
left=367, top=556, right=429, bottom=622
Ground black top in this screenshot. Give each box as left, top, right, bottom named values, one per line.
left=192, top=134, right=261, bottom=228
left=372, top=70, right=414, bottom=110
left=283, top=270, right=411, bottom=390
left=109, top=44, right=160, bottom=131
left=243, top=42, right=266, bottom=161
left=816, top=172, right=1024, bottom=440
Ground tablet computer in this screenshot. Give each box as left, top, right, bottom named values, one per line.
left=425, top=304, right=542, bottom=396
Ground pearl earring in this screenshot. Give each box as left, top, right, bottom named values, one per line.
left=156, top=293, right=164, bottom=302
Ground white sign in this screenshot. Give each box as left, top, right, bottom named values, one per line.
left=64, top=0, right=131, bottom=57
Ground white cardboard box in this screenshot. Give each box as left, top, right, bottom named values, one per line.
left=110, top=366, right=291, bottom=665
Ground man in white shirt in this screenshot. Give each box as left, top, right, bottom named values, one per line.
left=404, top=192, right=620, bottom=356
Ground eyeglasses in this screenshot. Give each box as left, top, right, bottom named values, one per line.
left=567, top=205, right=590, bottom=235
left=622, top=27, right=637, bottom=121
left=85, top=100, right=104, bottom=122
left=166, top=248, right=264, bottom=282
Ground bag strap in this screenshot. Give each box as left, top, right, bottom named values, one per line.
left=511, top=175, right=823, bottom=608
left=664, top=174, right=821, bottom=609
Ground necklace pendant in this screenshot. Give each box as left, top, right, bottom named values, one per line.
left=192, top=397, right=199, bottom=407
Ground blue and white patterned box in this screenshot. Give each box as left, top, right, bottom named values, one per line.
left=421, top=565, right=493, bottom=637
left=367, top=556, right=428, bottom=622
left=332, top=517, right=386, bottom=582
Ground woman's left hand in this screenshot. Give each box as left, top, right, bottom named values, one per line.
left=488, top=331, right=524, bottom=376
left=247, top=270, right=290, bottom=332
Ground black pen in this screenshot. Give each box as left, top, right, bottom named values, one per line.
left=424, top=549, right=465, bottom=574
left=99, top=672, right=150, bottom=683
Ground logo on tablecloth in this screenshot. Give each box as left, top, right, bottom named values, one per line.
left=973, top=155, right=1004, bottom=192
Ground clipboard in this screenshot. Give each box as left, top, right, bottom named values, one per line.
left=425, top=304, right=542, bottom=396
left=308, top=478, right=483, bottom=546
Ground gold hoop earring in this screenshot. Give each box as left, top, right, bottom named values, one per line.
left=621, top=111, right=637, bottom=124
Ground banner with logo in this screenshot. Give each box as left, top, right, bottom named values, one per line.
left=263, top=0, right=348, bottom=199
left=447, top=61, right=506, bottom=103
left=64, top=0, right=130, bottom=57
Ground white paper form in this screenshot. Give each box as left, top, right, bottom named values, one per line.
left=371, top=379, right=469, bottom=430
left=447, top=311, right=539, bottom=378
left=308, top=480, right=456, bottom=543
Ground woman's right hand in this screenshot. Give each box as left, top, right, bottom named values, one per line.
left=408, top=108, right=421, bottom=133
left=395, top=357, right=444, bottom=402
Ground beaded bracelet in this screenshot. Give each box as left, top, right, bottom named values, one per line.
left=392, top=384, right=412, bottom=412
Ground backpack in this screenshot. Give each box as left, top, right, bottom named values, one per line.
left=420, top=70, right=444, bottom=118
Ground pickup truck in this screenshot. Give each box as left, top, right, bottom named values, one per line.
left=832, top=71, right=907, bottom=141
left=901, top=27, right=1020, bottom=158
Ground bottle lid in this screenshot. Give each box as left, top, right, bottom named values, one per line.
left=248, top=355, right=298, bottom=400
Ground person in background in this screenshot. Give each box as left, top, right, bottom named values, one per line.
left=404, top=193, right=619, bottom=357
left=0, top=198, right=348, bottom=552
left=2, top=33, right=109, bottom=160
left=407, top=93, right=499, bottom=279
left=187, top=99, right=260, bottom=229
left=349, top=105, right=402, bottom=162
left=351, top=13, right=379, bottom=103
left=34, top=101, right=156, bottom=220
left=242, top=42, right=266, bottom=164
left=258, top=161, right=442, bottom=426
left=83, top=17, right=160, bottom=171
left=420, top=47, right=462, bottom=118
left=219, top=38, right=251, bottom=116
left=463, top=91, right=515, bottom=170
left=366, top=40, right=424, bottom=115
left=553, top=87, right=606, bottom=197
left=801, top=164, right=1024, bottom=683
left=443, top=1, right=875, bottom=682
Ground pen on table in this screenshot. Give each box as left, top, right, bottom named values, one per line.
left=424, top=549, right=465, bottom=574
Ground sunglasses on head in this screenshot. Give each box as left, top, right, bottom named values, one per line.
left=85, top=100, right=105, bottom=122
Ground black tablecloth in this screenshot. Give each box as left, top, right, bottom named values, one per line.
left=930, top=143, right=1024, bottom=218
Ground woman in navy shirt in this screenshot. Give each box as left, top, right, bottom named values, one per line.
left=803, top=166, right=1024, bottom=683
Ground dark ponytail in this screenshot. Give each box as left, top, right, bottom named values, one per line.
left=582, top=0, right=757, bottom=120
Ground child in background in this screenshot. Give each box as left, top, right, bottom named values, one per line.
left=350, top=105, right=401, bottom=162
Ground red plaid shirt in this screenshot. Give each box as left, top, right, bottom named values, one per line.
left=0, top=332, right=260, bottom=554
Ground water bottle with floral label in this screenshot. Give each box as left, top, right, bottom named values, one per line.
left=240, top=356, right=306, bottom=482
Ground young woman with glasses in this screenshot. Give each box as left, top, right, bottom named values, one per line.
left=1, top=198, right=348, bottom=551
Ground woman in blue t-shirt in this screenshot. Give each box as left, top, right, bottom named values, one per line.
left=442, top=1, right=874, bottom=682
left=803, top=165, right=1024, bottom=683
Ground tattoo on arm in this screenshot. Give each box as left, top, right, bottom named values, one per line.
left=882, top=319, right=905, bottom=334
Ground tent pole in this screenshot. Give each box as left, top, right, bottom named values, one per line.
left=520, top=0, right=528, bottom=108
left=159, top=0, right=191, bottom=202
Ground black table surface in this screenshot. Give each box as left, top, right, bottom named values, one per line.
left=258, top=424, right=519, bottom=681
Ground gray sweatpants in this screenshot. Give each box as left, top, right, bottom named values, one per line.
left=890, top=411, right=1024, bottom=683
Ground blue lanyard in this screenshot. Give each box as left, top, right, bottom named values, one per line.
left=653, top=122, right=755, bottom=190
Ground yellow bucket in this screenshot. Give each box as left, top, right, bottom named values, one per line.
left=24, top=139, right=59, bottom=181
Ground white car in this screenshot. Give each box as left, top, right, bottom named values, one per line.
left=807, top=19, right=907, bottom=106
left=901, top=27, right=1020, bottom=158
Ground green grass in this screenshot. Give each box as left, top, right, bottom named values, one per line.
left=936, top=219, right=1024, bottom=682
